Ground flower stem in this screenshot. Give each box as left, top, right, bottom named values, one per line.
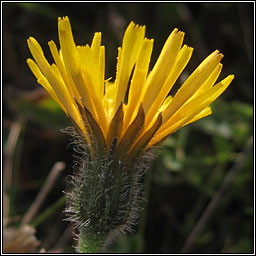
left=77, top=229, right=106, bottom=253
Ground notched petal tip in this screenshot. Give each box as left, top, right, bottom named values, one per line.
left=183, top=44, right=194, bottom=51
left=212, top=49, right=224, bottom=60
left=58, top=16, right=71, bottom=33
left=127, top=21, right=145, bottom=32
left=58, top=16, right=69, bottom=22
left=172, top=28, right=185, bottom=36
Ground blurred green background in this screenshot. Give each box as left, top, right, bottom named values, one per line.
left=2, top=2, right=254, bottom=254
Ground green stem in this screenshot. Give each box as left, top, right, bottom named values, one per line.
left=78, top=229, right=106, bottom=253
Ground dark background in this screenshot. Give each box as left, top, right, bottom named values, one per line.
left=2, top=2, right=254, bottom=253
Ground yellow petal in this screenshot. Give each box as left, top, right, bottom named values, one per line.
left=153, top=74, right=234, bottom=144
left=123, top=38, right=154, bottom=130
left=99, top=46, right=105, bottom=99
left=91, top=32, right=101, bottom=61
left=142, top=28, right=185, bottom=114
left=162, top=50, right=223, bottom=124
left=58, top=17, right=80, bottom=77
left=188, top=63, right=223, bottom=102
left=78, top=45, right=102, bottom=101
left=27, top=37, right=78, bottom=120
left=182, top=106, right=212, bottom=126
left=159, top=95, right=173, bottom=113
left=48, top=40, right=82, bottom=104
left=145, top=44, right=193, bottom=127
left=58, top=17, right=95, bottom=117
left=81, top=33, right=105, bottom=100
left=114, top=22, right=146, bottom=111
left=27, top=58, right=67, bottom=114
left=27, top=58, right=45, bottom=81
left=103, top=81, right=116, bottom=119
left=78, top=46, right=108, bottom=133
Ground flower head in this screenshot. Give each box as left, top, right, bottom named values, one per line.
left=27, top=16, right=233, bottom=159
left=27, top=17, right=234, bottom=252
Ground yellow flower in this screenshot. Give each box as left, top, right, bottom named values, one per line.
left=27, top=17, right=234, bottom=158
left=26, top=17, right=235, bottom=252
